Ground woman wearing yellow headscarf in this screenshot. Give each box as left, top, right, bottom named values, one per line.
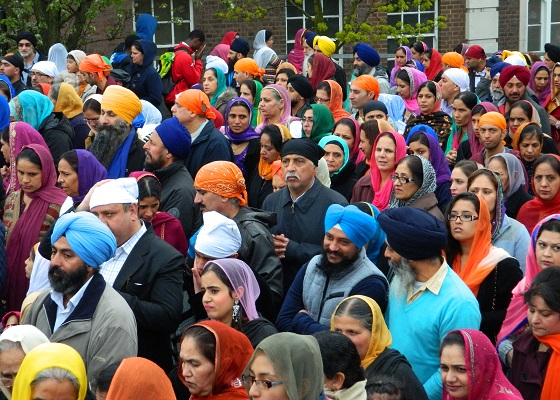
left=12, top=342, right=87, bottom=400
left=331, top=295, right=428, bottom=400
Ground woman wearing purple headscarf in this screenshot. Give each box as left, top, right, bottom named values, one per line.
left=528, top=61, right=551, bottom=108
left=198, top=259, right=278, bottom=348
left=390, top=45, right=417, bottom=86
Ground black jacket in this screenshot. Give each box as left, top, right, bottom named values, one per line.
left=38, top=112, right=74, bottom=166
left=330, top=162, right=358, bottom=201
left=184, top=121, right=234, bottom=178
left=124, top=135, right=147, bottom=176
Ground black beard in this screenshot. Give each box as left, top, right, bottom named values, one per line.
left=145, top=153, right=165, bottom=171
left=48, top=263, right=89, bottom=295
left=316, top=248, right=360, bottom=277
left=353, top=64, right=371, bottom=77
left=89, top=119, right=130, bottom=168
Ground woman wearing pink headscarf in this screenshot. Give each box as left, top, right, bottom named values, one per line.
left=288, top=28, right=306, bottom=73
left=394, top=67, right=428, bottom=123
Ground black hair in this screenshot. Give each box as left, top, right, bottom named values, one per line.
left=471, top=104, right=491, bottom=117
left=510, top=100, right=534, bottom=120
left=1, top=126, right=9, bottom=144
left=275, top=68, right=294, bottom=81
left=260, top=124, right=284, bottom=151
left=533, top=154, right=560, bottom=182
left=228, top=99, right=251, bottom=113
left=360, top=120, right=385, bottom=146
left=395, top=69, right=410, bottom=85
left=453, top=91, right=478, bottom=110
left=137, top=175, right=161, bottom=201
left=317, top=80, right=331, bottom=96
left=67, top=54, right=76, bottom=62
left=417, top=80, right=437, bottom=97
left=94, top=361, right=121, bottom=394
left=453, top=43, right=466, bottom=54
left=124, top=34, right=140, bottom=50
left=307, top=54, right=314, bottom=68
left=333, top=296, right=373, bottom=332
left=445, top=192, right=480, bottom=261
left=538, top=219, right=560, bottom=240
left=16, top=147, right=42, bottom=169
left=313, top=331, right=365, bottom=389
left=518, top=123, right=544, bottom=145
left=333, top=118, right=357, bottom=138
left=440, top=331, right=465, bottom=356
left=240, top=80, right=257, bottom=102
left=188, top=29, right=206, bottom=42
left=407, top=131, right=430, bottom=149
left=424, top=48, right=433, bottom=60
left=60, top=149, right=78, bottom=174
left=454, top=160, right=478, bottom=178
left=131, top=40, right=144, bottom=54
left=396, top=155, right=424, bottom=187
left=180, top=326, right=216, bottom=364
left=264, top=30, right=273, bottom=42
left=0, top=81, right=11, bottom=101
left=411, top=41, right=425, bottom=54
left=525, top=266, right=560, bottom=313
left=83, top=97, right=101, bottom=114
left=365, top=376, right=404, bottom=400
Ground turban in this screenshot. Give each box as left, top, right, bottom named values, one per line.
left=464, top=44, right=486, bottom=59
left=503, top=55, right=527, bottom=67
left=353, top=43, right=381, bottom=67
left=490, top=62, right=510, bottom=79
left=230, top=38, right=250, bottom=56
left=79, top=54, right=112, bottom=81
left=378, top=207, right=447, bottom=261
left=205, top=56, right=228, bottom=75
left=51, top=211, right=117, bottom=268
left=313, top=36, right=336, bottom=58
left=443, top=68, right=470, bottom=92
left=287, top=74, right=314, bottom=99
left=271, top=160, right=283, bottom=179
left=195, top=211, right=242, bottom=257
left=234, top=58, right=265, bottom=77
left=363, top=100, right=388, bottom=116
left=305, top=31, right=317, bottom=48
left=478, top=111, right=507, bottom=130
left=499, top=65, right=530, bottom=88
left=101, top=85, right=142, bottom=125
left=32, top=61, right=59, bottom=78
left=176, top=89, right=217, bottom=120
left=15, top=31, right=37, bottom=47
left=352, top=75, right=380, bottom=98
left=90, top=178, right=139, bottom=209
left=485, top=55, right=502, bottom=69
left=545, top=43, right=560, bottom=63
left=2, top=53, right=24, bottom=71
left=155, top=116, right=192, bottom=159
left=442, top=52, right=468, bottom=73
left=281, top=138, right=325, bottom=166
left=276, top=62, right=297, bottom=74
left=68, top=50, right=86, bottom=66
left=194, top=161, right=248, bottom=206
left=324, top=204, right=376, bottom=249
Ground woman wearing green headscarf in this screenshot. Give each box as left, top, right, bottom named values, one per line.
left=202, top=67, right=237, bottom=117
left=302, top=104, right=334, bottom=143
left=318, top=134, right=357, bottom=201
left=239, top=79, right=263, bottom=127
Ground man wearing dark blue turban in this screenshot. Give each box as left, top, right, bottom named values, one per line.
left=352, top=43, right=391, bottom=94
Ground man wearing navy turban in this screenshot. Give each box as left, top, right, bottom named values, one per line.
left=352, top=43, right=391, bottom=94
left=22, top=212, right=138, bottom=384
left=276, top=204, right=388, bottom=334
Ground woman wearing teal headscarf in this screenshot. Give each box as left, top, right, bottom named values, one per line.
left=239, top=79, right=262, bottom=127
left=202, top=67, right=237, bottom=117
left=318, top=134, right=357, bottom=200
left=303, top=104, right=334, bottom=143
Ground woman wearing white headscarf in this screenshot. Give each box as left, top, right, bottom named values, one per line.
left=253, top=29, right=281, bottom=83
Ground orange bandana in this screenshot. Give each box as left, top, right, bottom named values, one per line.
left=194, top=161, right=248, bottom=206
left=234, top=58, right=265, bottom=77
left=176, top=90, right=216, bottom=120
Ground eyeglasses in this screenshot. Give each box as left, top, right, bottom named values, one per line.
left=84, top=117, right=99, bottom=123
left=390, top=175, right=415, bottom=185
left=242, top=374, right=283, bottom=390
left=302, top=117, right=314, bottom=124
left=447, top=213, right=479, bottom=222
left=315, top=97, right=330, bottom=104
left=0, top=372, right=18, bottom=387
left=29, top=71, right=48, bottom=78
left=18, top=43, right=32, bottom=48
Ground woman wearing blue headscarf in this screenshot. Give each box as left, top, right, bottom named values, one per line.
left=318, top=135, right=358, bottom=201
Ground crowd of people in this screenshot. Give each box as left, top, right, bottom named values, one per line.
left=0, top=13, right=559, bottom=400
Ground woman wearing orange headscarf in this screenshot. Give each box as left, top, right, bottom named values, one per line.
left=445, top=192, right=522, bottom=343
left=316, top=80, right=350, bottom=121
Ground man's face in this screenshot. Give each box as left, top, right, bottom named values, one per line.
left=479, top=123, right=506, bottom=151
left=30, top=70, right=53, bottom=86
left=49, top=236, right=90, bottom=295
left=287, top=83, right=302, bottom=107
left=91, top=203, right=138, bottom=247
left=228, top=50, right=241, bottom=64
left=503, top=77, right=526, bottom=103
left=544, top=53, right=555, bottom=70
left=190, top=38, right=204, bottom=52
left=233, top=70, right=252, bottom=85
left=143, top=131, right=171, bottom=171
left=171, top=101, right=195, bottom=126
left=0, top=61, right=18, bottom=80
left=352, top=54, right=370, bottom=77
left=17, top=40, right=34, bottom=58
left=98, top=109, right=127, bottom=128
left=313, top=44, right=322, bottom=54
left=194, top=189, right=226, bottom=213
left=438, top=74, right=459, bottom=102
left=323, top=227, right=360, bottom=265
left=464, top=57, right=482, bottom=70
left=82, top=71, right=97, bottom=86
left=349, top=85, right=373, bottom=110
left=281, top=154, right=316, bottom=194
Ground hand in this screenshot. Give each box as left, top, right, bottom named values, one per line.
left=0, top=166, right=9, bottom=181
left=75, top=179, right=113, bottom=211
left=446, top=150, right=457, bottom=165
left=192, top=266, right=203, bottom=293
left=194, top=44, right=206, bottom=61
left=273, top=234, right=289, bottom=259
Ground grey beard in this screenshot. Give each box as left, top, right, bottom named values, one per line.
left=353, top=64, right=372, bottom=77
left=491, top=89, right=504, bottom=103
left=389, top=258, right=416, bottom=298
left=89, top=120, right=130, bottom=168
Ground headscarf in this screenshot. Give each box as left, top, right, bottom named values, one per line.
left=388, top=154, right=437, bottom=209
left=32, top=61, right=59, bottom=79
left=12, top=343, right=87, bottom=400
left=406, top=125, right=451, bottom=187
left=425, top=49, right=443, bottom=80
left=224, top=97, right=259, bottom=143
left=489, top=153, right=527, bottom=199
left=255, top=84, right=291, bottom=132
left=323, top=204, right=376, bottom=248
left=468, top=102, right=499, bottom=156
left=442, top=329, right=523, bottom=400
left=101, top=85, right=142, bottom=125
left=450, top=196, right=511, bottom=296
left=68, top=49, right=86, bottom=66
left=397, top=67, right=428, bottom=115
left=276, top=62, right=297, bottom=74
left=288, top=28, right=306, bottom=73
left=497, top=214, right=560, bottom=344
left=210, top=44, right=230, bottom=63
left=512, top=121, right=541, bottom=151
left=331, top=295, right=392, bottom=369
left=4, top=122, right=48, bottom=194
left=313, top=36, right=336, bottom=57
left=258, top=124, right=291, bottom=181
left=54, top=82, right=84, bottom=119
left=47, top=43, right=68, bottom=73
left=221, top=31, right=238, bottom=45
left=37, top=83, right=51, bottom=96
left=0, top=75, right=15, bottom=100
left=206, top=68, right=227, bottom=107
left=180, top=321, right=253, bottom=400
left=528, top=61, right=551, bottom=107
left=205, top=259, right=260, bottom=321
left=79, top=53, right=112, bottom=81
left=244, top=332, right=324, bottom=400
left=9, top=90, right=53, bottom=130
left=441, top=52, right=469, bottom=73
left=325, top=80, right=350, bottom=121
left=390, top=46, right=414, bottom=86
left=336, top=118, right=365, bottom=165
left=318, top=135, right=350, bottom=176
left=309, top=53, right=336, bottom=89
left=370, top=131, right=407, bottom=210
left=378, top=93, right=406, bottom=123
left=73, top=149, right=108, bottom=203
left=307, top=104, right=334, bottom=143
left=194, top=161, right=248, bottom=206
left=0, top=325, right=50, bottom=399
left=253, top=29, right=276, bottom=69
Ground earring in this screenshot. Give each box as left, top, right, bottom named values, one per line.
left=233, top=299, right=240, bottom=323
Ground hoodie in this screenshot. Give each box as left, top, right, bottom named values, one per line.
left=126, top=39, right=162, bottom=108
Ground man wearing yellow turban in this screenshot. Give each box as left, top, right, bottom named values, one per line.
left=312, top=36, right=348, bottom=101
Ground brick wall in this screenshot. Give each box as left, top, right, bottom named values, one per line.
left=498, top=1, right=520, bottom=50
left=438, top=0, right=467, bottom=53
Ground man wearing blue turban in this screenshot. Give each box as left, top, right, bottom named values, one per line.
left=351, top=43, right=391, bottom=95
left=276, top=204, right=388, bottom=334
left=22, top=212, right=138, bottom=385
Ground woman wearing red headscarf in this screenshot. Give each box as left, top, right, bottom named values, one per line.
left=307, top=53, right=336, bottom=90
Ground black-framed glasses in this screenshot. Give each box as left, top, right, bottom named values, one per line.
left=315, top=97, right=330, bottom=104
left=242, top=374, right=283, bottom=390
left=447, top=213, right=479, bottom=222
left=390, top=175, right=415, bottom=185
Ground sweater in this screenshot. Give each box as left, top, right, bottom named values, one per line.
left=492, top=216, right=530, bottom=273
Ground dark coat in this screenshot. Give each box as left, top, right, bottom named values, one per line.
left=69, top=113, right=90, bottom=149
left=511, top=330, right=552, bottom=400
left=330, top=162, right=358, bottom=201
left=126, top=39, right=163, bottom=108
left=505, top=186, right=533, bottom=220
left=38, top=112, right=74, bottom=166
left=350, top=173, right=374, bottom=203
left=124, top=134, right=147, bottom=176
left=247, top=169, right=273, bottom=209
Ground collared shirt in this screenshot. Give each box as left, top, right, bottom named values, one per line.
left=290, top=178, right=316, bottom=203
left=100, top=222, right=147, bottom=286
left=191, top=120, right=209, bottom=143
left=407, top=261, right=448, bottom=304
left=50, top=275, right=94, bottom=332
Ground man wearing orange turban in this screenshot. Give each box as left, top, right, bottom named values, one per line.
left=442, top=52, right=469, bottom=73
left=171, top=89, right=233, bottom=177
left=349, top=75, right=380, bottom=122
left=193, top=160, right=283, bottom=318
left=79, top=54, right=117, bottom=94
left=469, top=111, right=510, bottom=165
left=233, top=58, right=265, bottom=86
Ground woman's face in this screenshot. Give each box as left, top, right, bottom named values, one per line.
left=449, top=199, right=479, bottom=243
left=411, top=47, right=422, bottom=61
left=274, top=73, right=289, bottom=88
left=534, top=70, right=549, bottom=92
left=374, top=135, right=397, bottom=173
left=527, top=294, right=560, bottom=337
left=364, top=110, right=388, bottom=121
left=180, top=337, right=216, bottom=396
left=535, top=229, right=560, bottom=269
left=421, top=54, right=431, bottom=70
left=507, top=106, right=530, bottom=134
left=534, top=161, right=560, bottom=201
left=487, top=158, right=510, bottom=195
left=468, top=175, right=497, bottom=216
left=315, top=89, right=331, bottom=107
left=518, top=134, right=542, bottom=163
left=408, top=140, right=430, bottom=160
left=260, top=133, right=280, bottom=164
left=395, top=78, right=411, bottom=100
left=306, top=62, right=313, bottom=79
left=417, top=86, right=436, bottom=114
left=471, top=113, right=482, bottom=139
left=17, top=158, right=42, bottom=194
left=450, top=168, right=469, bottom=197
left=266, top=36, right=274, bottom=48
left=200, top=270, right=236, bottom=324
left=393, top=161, right=420, bottom=202
left=359, top=130, right=373, bottom=160
left=440, top=344, right=469, bottom=400
left=0, top=347, right=25, bottom=393
left=395, top=49, right=407, bottom=67
left=246, top=352, right=288, bottom=400
left=323, top=143, right=344, bottom=174
left=25, top=252, right=33, bottom=278
left=0, top=137, right=9, bottom=161
left=202, top=70, right=218, bottom=97
left=30, top=378, right=77, bottom=400
left=452, top=99, right=471, bottom=128
left=332, top=314, right=372, bottom=360
left=259, top=89, right=283, bottom=122
left=239, top=84, right=255, bottom=105
left=130, top=45, right=144, bottom=66
left=272, top=174, right=285, bottom=192
left=227, top=105, right=251, bottom=134
left=66, top=57, right=79, bottom=73
left=84, top=109, right=101, bottom=133
left=138, top=195, right=160, bottom=223
left=57, top=158, right=79, bottom=197
left=554, top=66, right=560, bottom=91
left=302, top=108, right=314, bottom=136
left=333, top=124, right=355, bottom=151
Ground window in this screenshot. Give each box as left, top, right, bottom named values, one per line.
left=134, top=0, right=194, bottom=50
left=522, top=0, right=560, bottom=52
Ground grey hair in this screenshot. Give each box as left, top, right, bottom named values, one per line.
left=31, top=368, right=80, bottom=394
left=0, top=340, right=22, bottom=353
left=263, top=87, right=283, bottom=103
left=49, top=83, right=62, bottom=101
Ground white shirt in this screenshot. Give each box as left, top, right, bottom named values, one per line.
left=50, top=275, right=94, bottom=332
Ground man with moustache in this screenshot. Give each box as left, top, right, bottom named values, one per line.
left=23, top=212, right=138, bottom=385
left=226, top=37, right=250, bottom=87
left=276, top=203, right=388, bottom=334
left=89, top=85, right=146, bottom=177
left=351, top=43, right=390, bottom=94
left=262, top=138, right=348, bottom=292
left=287, top=74, right=313, bottom=117
left=15, top=31, right=47, bottom=86
left=378, top=207, right=480, bottom=400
